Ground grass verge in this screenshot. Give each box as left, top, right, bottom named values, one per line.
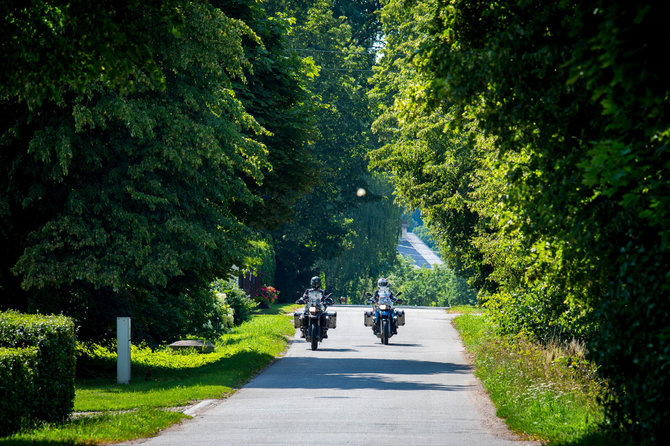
left=1, top=309, right=295, bottom=444
left=2, top=409, right=187, bottom=445
left=453, top=313, right=605, bottom=444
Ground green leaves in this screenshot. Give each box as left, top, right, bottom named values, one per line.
left=371, top=0, right=670, bottom=440
left=0, top=0, right=319, bottom=343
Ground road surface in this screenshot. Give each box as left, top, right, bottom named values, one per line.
left=119, top=306, right=534, bottom=445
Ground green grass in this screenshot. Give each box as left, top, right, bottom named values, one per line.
left=2, top=409, right=187, bottom=445
left=453, top=313, right=605, bottom=444
left=1, top=311, right=295, bottom=444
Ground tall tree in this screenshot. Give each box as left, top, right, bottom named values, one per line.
left=264, top=0, right=399, bottom=296
left=1, top=0, right=317, bottom=342
left=371, top=0, right=669, bottom=440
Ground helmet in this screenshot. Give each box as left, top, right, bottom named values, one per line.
left=310, top=276, right=321, bottom=289
left=378, top=278, right=388, bottom=287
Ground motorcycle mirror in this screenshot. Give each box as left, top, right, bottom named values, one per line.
left=396, top=291, right=402, bottom=297
left=366, top=292, right=372, bottom=297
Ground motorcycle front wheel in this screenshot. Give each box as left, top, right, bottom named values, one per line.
left=382, top=318, right=389, bottom=345
left=310, top=320, right=319, bottom=350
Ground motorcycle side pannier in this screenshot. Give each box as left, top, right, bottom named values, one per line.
left=326, top=312, right=337, bottom=329
left=364, top=311, right=374, bottom=327
left=395, top=309, right=406, bottom=326
left=293, top=311, right=303, bottom=329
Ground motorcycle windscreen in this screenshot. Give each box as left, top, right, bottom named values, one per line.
left=378, top=287, right=391, bottom=299
left=307, top=289, right=323, bottom=304
left=378, top=295, right=393, bottom=306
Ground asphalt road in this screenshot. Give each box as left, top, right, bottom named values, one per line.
left=120, top=306, right=532, bottom=446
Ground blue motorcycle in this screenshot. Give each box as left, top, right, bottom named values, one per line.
left=364, top=288, right=404, bottom=344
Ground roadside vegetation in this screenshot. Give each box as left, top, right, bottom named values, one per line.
left=453, top=311, right=620, bottom=445
left=0, top=309, right=295, bottom=445
left=371, top=1, right=668, bottom=441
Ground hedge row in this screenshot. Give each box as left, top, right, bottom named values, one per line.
left=0, top=311, right=76, bottom=435
left=0, top=347, right=39, bottom=435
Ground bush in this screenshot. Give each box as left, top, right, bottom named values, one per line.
left=0, top=311, right=76, bottom=426
left=387, top=256, right=476, bottom=307
left=0, top=347, right=39, bottom=436
left=210, top=279, right=257, bottom=325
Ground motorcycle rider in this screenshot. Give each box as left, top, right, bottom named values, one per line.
left=371, top=277, right=400, bottom=334
left=372, top=277, right=399, bottom=303
left=299, top=275, right=324, bottom=302
left=297, top=276, right=330, bottom=338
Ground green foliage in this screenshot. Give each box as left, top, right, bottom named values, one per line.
left=0, top=311, right=76, bottom=428
left=371, top=0, right=669, bottom=440
left=0, top=347, right=38, bottom=436
left=351, top=254, right=475, bottom=306
left=1, top=0, right=318, bottom=344
left=211, top=279, right=257, bottom=325
left=484, top=287, right=594, bottom=343
left=386, top=256, right=476, bottom=307
left=368, top=0, right=493, bottom=291
left=0, top=1, right=184, bottom=109
left=245, top=235, right=277, bottom=286
left=265, top=0, right=397, bottom=296
left=315, top=174, right=403, bottom=299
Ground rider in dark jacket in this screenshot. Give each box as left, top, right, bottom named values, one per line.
left=297, top=276, right=330, bottom=338
left=299, top=276, right=324, bottom=302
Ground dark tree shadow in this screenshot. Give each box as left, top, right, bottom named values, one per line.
left=246, top=356, right=473, bottom=392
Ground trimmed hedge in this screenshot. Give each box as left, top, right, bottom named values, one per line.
left=0, top=311, right=76, bottom=431
left=0, top=347, right=39, bottom=436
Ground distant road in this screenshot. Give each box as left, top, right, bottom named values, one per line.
left=397, top=232, right=443, bottom=268
left=119, top=307, right=534, bottom=446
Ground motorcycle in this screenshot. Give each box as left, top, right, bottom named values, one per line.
left=294, top=289, right=336, bottom=350
left=364, top=288, right=404, bottom=345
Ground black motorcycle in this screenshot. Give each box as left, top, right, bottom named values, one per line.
left=364, top=289, right=404, bottom=345
left=294, top=289, right=336, bottom=350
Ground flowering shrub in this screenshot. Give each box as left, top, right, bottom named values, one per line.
left=255, top=286, right=278, bottom=307
left=211, top=279, right=257, bottom=325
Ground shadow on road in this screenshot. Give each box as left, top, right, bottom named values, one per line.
left=312, top=348, right=359, bottom=352
left=246, top=356, right=472, bottom=392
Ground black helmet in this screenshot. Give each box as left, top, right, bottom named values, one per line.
left=378, top=277, right=388, bottom=287
left=310, top=276, right=321, bottom=289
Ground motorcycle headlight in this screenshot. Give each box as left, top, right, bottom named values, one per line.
left=379, top=304, right=389, bottom=310
left=309, top=306, right=318, bottom=314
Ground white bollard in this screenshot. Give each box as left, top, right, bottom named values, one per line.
left=117, top=317, right=131, bottom=384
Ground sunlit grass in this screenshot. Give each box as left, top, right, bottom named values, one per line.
left=453, top=313, right=604, bottom=443
left=75, top=313, right=295, bottom=412
left=2, top=408, right=187, bottom=445
left=1, top=312, right=294, bottom=444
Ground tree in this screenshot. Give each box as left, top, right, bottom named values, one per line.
left=1, top=0, right=317, bottom=342
left=371, top=0, right=670, bottom=440
left=264, top=0, right=400, bottom=296
left=368, top=0, right=493, bottom=291
left=314, top=174, right=402, bottom=299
